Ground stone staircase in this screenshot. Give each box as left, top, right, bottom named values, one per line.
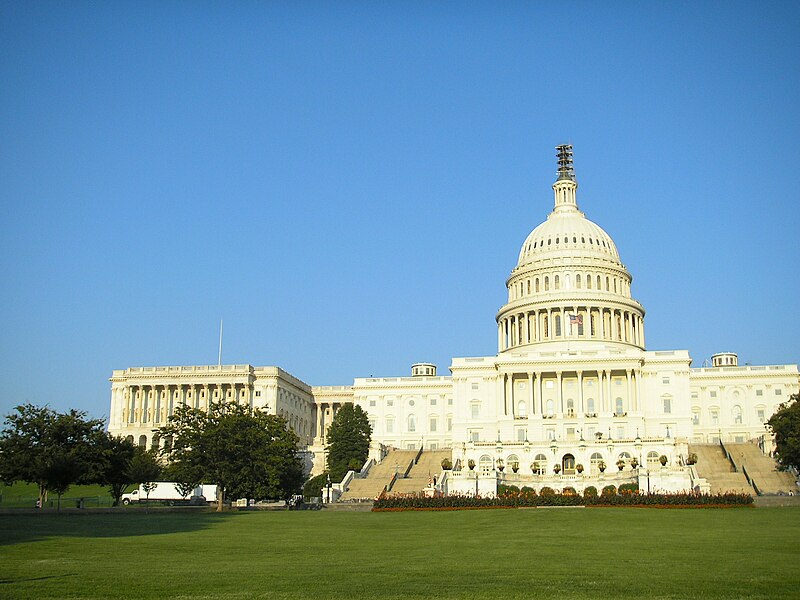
left=389, top=450, right=451, bottom=495
left=338, top=449, right=418, bottom=501
left=723, top=442, right=797, bottom=495
left=689, top=444, right=752, bottom=494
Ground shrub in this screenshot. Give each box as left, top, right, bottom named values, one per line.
left=539, top=486, right=555, bottom=497
left=618, top=482, right=639, bottom=495
left=686, top=453, right=698, bottom=465
left=441, top=458, right=453, bottom=470
left=520, top=486, right=536, bottom=495
left=562, top=486, right=577, bottom=496
left=584, top=486, right=598, bottom=499
left=303, top=473, right=330, bottom=500
left=601, top=485, right=617, bottom=497
left=498, top=484, right=520, bottom=495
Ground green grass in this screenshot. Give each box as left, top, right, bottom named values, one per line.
left=1, top=507, right=798, bottom=599
left=0, top=483, right=119, bottom=508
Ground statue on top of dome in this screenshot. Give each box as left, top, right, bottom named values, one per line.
left=556, top=144, right=575, bottom=181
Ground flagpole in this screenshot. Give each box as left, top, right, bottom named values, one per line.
left=218, top=319, right=223, bottom=366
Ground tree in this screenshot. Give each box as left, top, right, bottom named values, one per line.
left=127, top=447, right=162, bottom=511
left=0, top=404, right=106, bottom=508
left=326, top=403, right=372, bottom=482
left=767, top=394, right=800, bottom=472
left=159, top=402, right=304, bottom=511
left=100, top=434, right=137, bottom=506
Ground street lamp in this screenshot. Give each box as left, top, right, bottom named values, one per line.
left=325, top=473, right=332, bottom=504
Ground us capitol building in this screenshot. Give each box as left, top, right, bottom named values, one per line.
left=108, top=146, right=798, bottom=496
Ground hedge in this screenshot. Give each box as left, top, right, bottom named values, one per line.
left=372, top=490, right=753, bottom=511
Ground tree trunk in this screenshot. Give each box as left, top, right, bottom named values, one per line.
left=216, top=487, right=224, bottom=512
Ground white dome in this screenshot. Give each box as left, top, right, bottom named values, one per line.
left=517, top=211, right=620, bottom=267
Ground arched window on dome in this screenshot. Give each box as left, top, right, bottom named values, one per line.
left=547, top=238, right=552, bottom=246
left=542, top=315, right=549, bottom=338
left=564, top=274, right=571, bottom=290
left=535, top=278, right=540, bottom=292
left=544, top=276, right=550, bottom=291
left=555, top=315, right=562, bottom=337
left=576, top=274, right=582, bottom=289
left=605, top=277, right=610, bottom=291
left=616, top=314, right=622, bottom=340
left=527, top=279, right=531, bottom=294
left=590, top=313, right=597, bottom=336
left=581, top=236, right=585, bottom=243
left=554, top=275, right=560, bottom=290
left=586, top=274, right=592, bottom=289
left=597, top=275, right=602, bottom=289
left=589, top=238, right=593, bottom=245
left=614, top=279, right=618, bottom=293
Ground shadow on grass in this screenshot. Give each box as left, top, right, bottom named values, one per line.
left=0, top=573, right=78, bottom=585
left=0, top=510, right=241, bottom=547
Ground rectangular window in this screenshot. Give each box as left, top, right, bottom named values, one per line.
left=386, top=419, right=394, bottom=433
left=757, top=409, right=765, bottom=422
left=369, top=400, right=376, bottom=407
left=546, top=428, right=556, bottom=441
left=711, top=410, right=719, bottom=425
left=429, top=418, right=437, bottom=432
left=447, top=417, right=453, bottom=432
left=448, top=398, right=453, bottom=406
left=710, top=391, right=717, bottom=398
left=756, top=389, right=763, bottom=397
left=663, top=398, right=672, bottom=414
left=471, top=383, right=479, bottom=390
left=662, top=377, right=670, bottom=384
left=255, top=390, right=261, bottom=397
left=387, top=398, right=394, bottom=406
left=775, top=389, right=783, bottom=396
left=516, top=428, right=526, bottom=441
left=470, top=431, right=480, bottom=442
left=430, top=398, right=437, bottom=406
left=471, top=404, right=480, bottom=419
left=616, top=426, right=625, bottom=439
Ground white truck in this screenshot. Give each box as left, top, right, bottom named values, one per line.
left=122, top=482, right=217, bottom=506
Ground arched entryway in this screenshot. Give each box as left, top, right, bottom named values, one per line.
left=562, top=453, right=576, bottom=474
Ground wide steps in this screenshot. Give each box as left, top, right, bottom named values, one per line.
left=339, top=478, right=390, bottom=501
left=689, top=444, right=752, bottom=494
left=724, top=443, right=797, bottom=495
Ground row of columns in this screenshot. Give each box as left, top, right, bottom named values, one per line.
left=498, top=306, right=644, bottom=350
left=314, top=402, right=341, bottom=444
left=122, top=383, right=252, bottom=425
left=498, top=369, right=640, bottom=418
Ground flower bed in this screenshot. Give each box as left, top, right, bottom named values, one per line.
left=372, top=490, right=753, bottom=511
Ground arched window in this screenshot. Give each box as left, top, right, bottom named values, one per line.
left=544, top=276, right=550, bottom=291
left=554, top=275, right=560, bottom=290
left=527, top=279, right=531, bottom=294
left=566, top=399, right=575, bottom=416
left=507, top=454, right=520, bottom=471
left=533, top=453, right=548, bottom=474
left=733, top=405, right=742, bottom=424
left=543, top=315, right=549, bottom=338
left=590, top=452, right=604, bottom=474
left=138, top=434, right=147, bottom=448
left=517, top=401, right=528, bottom=418
left=605, top=276, right=610, bottom=291
left=479, top=455, right=493, bottom=472
left=576, top=274, right=582, bottom=289
left=546, top=399, right=555, bottom=416
left=562, top=453, right=576, bottom=474
left=125, top=435, right=134, bottom=444
left=586, top=398, right=595, bottom=414
left=691, top=408, right=700, bottom=425
left=587, top=274, right=592, bottom=289
left=407, top=414, right=416, bottom=432
left=555, top=315, right=562, bottom=337
left=647, top=451, right=660, bottom=465
left=535, top=278, right=540, bottom=292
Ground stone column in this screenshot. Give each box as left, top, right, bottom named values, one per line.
left=529, top=372, right=535, bottom=415
left=577, top=371, right=584, bottom=414
left=556, top=372, right=563, bottom=414
left=626, top=370, right=632, bottom=413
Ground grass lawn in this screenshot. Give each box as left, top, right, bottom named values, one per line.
left=1, top=507, right=798, bottom=599
left=0, top=483, right=117, bottom=509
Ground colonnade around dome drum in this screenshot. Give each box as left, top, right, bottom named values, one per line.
left=498, top=305, right=644, bottom=351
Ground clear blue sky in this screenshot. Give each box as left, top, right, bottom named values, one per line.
left=1, top=2, right=798, bottom=421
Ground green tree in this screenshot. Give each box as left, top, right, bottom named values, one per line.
left=0, top=404, right=106, bottom=508
left=767, top=393, right=800, bottom=472
left=127, top=446, right=162, bottom=511
left=100, top=434, right=137, bottom=506
left=326, top=403, right=371, bottom=482
left=159, top=402, right=304, bottom=511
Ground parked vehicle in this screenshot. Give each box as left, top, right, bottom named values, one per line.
left=122, top=482, right=217, bottom=506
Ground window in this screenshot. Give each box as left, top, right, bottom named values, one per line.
left=711, top=409, right=719, bottom=425
left=471, top=383, right=479, bottom=390
left=662, top=377, right=670, bottom=384
left=756, top=389, right=763, bottom=397
left=663, top=397, right=672, bottom=414
left=554, top=275, right=560, bottom=290
left=471, top=402, right=481, bottom=419
left=586, top=398, right=595, bottom=413
left=470, top=431, right=480, bottom=442
left=615, top=398, right=624, bottom=415
left=710, top=391, right=717, bottom=398
left=616, top=426, right=625, bottom=439
left=408, top=399, right=415, bottom=407
left=576, top=274, right=582, bottom=288
left=647, top=451, right=660, bottom=465
left=590, top=452, right=603, bottom=474
left=430, top=398, right=437, bottom=406
left=757, top=408, right=765, bottom=423
left=533, top=454, right=548, bottom=474
left=479, top=455, right=493, bottom=473
left=385, top=418, right=394, bottom=433
left=555, top=315, right=562, bottom=337
left=733, top=405, right=742, bottom=425
left=544, top=276, right=550, bottom=291
left=546, top=399, right=554, bottom=415
left=447, top=416, right=453, bottom=431
left=369, top=400, right=376, bottom=407
left=692, top=408, right=700, bottom=425
left=566, top=399, right=575, bottom=416
left=387, top=398, right=394, bottom=407
left=517, top=428, right=526, bottom=441
left=255, top=390, right=261, bottom=397
left=407, top=415, right=416, bottom=432
left=775, top=389, right=783, bottom=396
left=546, top=428, right=556, bottom=441
left=517, top=401, right=528, bottom=418
left=448, top=398, right=453, bottom=406
left=429, top=417, right=437, bottom=432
